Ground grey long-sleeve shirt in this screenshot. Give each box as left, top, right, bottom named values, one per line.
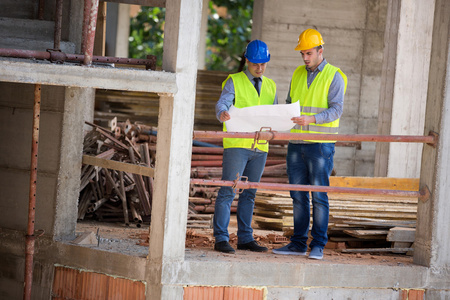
left=215, top=69, right=278, bottom=122
left=286, top=59, right=345, bottom=125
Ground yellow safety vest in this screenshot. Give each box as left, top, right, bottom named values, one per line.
left=222, top=72, right=276, bottom=152
left=290, top=64, right=347, bottom=143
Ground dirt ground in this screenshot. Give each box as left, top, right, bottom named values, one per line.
left=75, top=215, right=413, bottom=266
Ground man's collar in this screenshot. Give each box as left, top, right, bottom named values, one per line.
left=307, top=59, right=328, bottom=72
left=244, top=69, right=262, bottom=81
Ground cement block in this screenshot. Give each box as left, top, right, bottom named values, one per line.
left=0, top=2, right=35, bottom=19
left=0, top=17, right=54, bottom=40
left=359, top=75, right=382, bottom=118
left=263, top=0, right=367, bottom=30
left=334, top=159, right=355, bottom=176
left=355, top=159, right=375, bottom=177
left=366, top=0, right=388, bottom=31
left=339, top=117, right=358, bottom=134
left=0, top=105, right=63, bottom=173
left=362, top=31, right=385, bottom=76
left=0, top=168, right=57, bottom=233
left=357, top=117, right=379, bottom=135
left=356, top=141, right=377, bottom=160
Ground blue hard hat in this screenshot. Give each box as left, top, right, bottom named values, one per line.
left=244, top=40, right=270, bottom=63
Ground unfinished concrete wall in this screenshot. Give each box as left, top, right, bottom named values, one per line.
left=253, top=0, right=387, bottom=176
left=0, top=1, right=450, bottom=299
left=0, top=83, right=65, bottom=234
left=374, top=0, right=434, bottom=179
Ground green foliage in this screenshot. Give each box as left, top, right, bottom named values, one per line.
left=128, top=1, right=253, bottom=71
left=206, top=0, right=253, bottom=71
left=129, top=6, right=165, bottom=67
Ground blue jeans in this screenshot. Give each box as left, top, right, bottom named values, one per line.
left=214, top=148, right=267, bottom=244
left=286, top=142, right=335, bottom=250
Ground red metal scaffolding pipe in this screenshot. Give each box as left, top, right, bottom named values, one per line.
left=193, top=131, right=438, bottom=147
left=190, top=178, right=430, bottom=202
left=83, top=0, right=99, bottom=65
left=53, top=0, right=63, bottom=50
left=0, top=48, right=156, bottom=69
left=81, top=0, right=91, bottom=53
left=23, top=84, right=41, bottom=300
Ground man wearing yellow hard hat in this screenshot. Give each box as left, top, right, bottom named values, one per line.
left=272, top=29, right=347, bottom=260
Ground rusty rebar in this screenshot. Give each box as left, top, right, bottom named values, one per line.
left=24, top=84, right=41, bottom=300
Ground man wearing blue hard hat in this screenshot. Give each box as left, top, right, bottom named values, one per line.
left=214, top=40, right=278, bottom=253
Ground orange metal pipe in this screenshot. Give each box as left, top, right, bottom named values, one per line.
left=190, top=178, right=428, bottom=200
left=23, top=84, right=41, bottom=300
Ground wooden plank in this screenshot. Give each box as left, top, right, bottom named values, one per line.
left=329, top=176, right=420, bottom=191
left=343, top=229, right=388, bottom=240
left=329, top=193, right=418, bottom=203
left=82, top=155, right=154, bottom=178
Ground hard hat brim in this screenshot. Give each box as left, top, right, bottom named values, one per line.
left=246, top=54, right=270, bottom=64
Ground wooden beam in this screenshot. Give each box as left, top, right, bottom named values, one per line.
left=82, top=155, right=154, bottom=177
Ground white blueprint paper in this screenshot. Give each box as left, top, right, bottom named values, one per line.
left=225, top=103, right=300, bottom=132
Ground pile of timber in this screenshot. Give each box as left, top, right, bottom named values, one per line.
left=253, top=177, right=419, bottom=253
left=78, top=121, right=154, bottom=227
left=79, top=120, right=217, bottom=228
left=77, top=118, right=290, bottom=227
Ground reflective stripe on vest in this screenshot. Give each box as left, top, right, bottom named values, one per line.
left=222, top=72, right=276, bottom=152
left=290, top=64, right=347, bottom=143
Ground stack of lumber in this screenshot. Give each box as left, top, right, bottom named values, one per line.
left=253, top=177, right=419, bottom=253
left=78, top=122, right=154, bottom=227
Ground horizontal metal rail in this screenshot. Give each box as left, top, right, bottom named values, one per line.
left=0, top=48, right=156, bottom=70
left=190, top=178, right=430, bottom=202
left=193, top=130, right=438, bottom=147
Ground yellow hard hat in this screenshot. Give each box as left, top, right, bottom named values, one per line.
left=295, top=29, right=324, bottom=51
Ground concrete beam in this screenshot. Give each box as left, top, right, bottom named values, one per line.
left=0, top=59, right=177, bottom=93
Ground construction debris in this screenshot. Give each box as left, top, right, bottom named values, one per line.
left=78, top=117, right=419, bottom=255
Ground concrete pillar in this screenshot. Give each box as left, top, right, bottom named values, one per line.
left=251, top=0, right=263, bottom=40
left=105, top=3, right=130, bottom=58
left=197, top=0, right=208, bottom=70
left=147, top=0, right=202, bottom=299
left=414, top=0, right=450, bottom=271
left=53, top=87, right=95, bottom=240
left=375, top=0, right=435, bottom=178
